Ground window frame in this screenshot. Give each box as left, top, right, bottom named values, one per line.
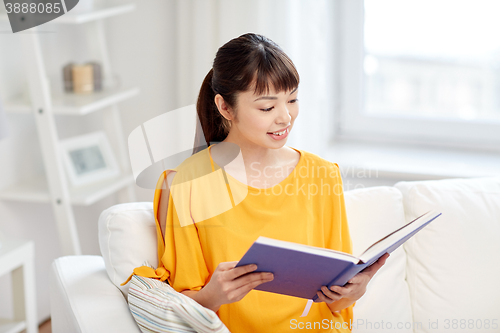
left=335, top=0, right=500, bottom=152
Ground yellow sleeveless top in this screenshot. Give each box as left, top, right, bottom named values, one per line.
left=131, top=144, right=354, bottom=332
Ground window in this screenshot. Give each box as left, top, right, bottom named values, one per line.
left=337, top=0, right=500, bottom=151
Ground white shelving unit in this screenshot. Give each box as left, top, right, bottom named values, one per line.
left=0, top=240, right=37, bottom=333
left=0, top=3, right=138, bottom=255
left=4, top=85, right=139, bottom=116
left=0, top=174, right=134, bottom=206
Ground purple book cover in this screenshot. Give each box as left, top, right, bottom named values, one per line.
left=236, top=211, right=442, bottom=300
left=236, top=242, right=358, bottom=300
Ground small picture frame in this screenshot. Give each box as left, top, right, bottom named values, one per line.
left=60, top=131, right=120, bottom=188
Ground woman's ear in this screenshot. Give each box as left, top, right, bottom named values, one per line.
left=214, top=94, right=234, bottom=121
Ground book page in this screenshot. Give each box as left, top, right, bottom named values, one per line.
left=358, top=210, right=441, bottom=263
left=257, top=236, right=360, bottom=263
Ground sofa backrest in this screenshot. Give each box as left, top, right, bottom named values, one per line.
left=344, top=186, right=413, bottom=333
left=98, top=202, right=157, bottom=298
left=395, top=177, right=500, bottom=333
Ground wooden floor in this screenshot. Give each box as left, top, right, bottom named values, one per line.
left=39, top=319, right=51, bottom=333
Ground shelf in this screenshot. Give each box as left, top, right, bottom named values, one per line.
left=0, top=240, right=33, bottom=275
left=0, top=173, right=135, bottom=206
left=0, top=240, right=35, bottom=333
left=0, top=3, right=135, bottom=25
left=0, top=319, right=26, bottom=333
left=4, top=86, right=139, bottom=115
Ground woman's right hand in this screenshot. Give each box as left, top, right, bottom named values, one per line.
left=196, top=261, right=274, bottom=312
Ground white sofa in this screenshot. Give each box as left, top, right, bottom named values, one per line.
left=50, top=177, right=500, bottom=333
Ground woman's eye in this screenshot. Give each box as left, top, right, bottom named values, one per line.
left=260, top=99, right=298, bottom=112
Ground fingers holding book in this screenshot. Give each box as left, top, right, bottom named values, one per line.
left=360, top=252, right=390, bottom=279
left=314, top=252, right=391, bottom=305
left=315, top=286, right=342, bottom=304
left=314, top=276, right=365, bottom=305
left=200, top=261, right=274, bottom=311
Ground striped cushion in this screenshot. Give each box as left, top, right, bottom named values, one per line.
left=128, top=273, right=230, bottom=333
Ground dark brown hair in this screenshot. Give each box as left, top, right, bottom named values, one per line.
left=193, top=33, right=300, bottom=154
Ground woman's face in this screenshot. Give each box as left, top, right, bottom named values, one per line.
left=221, top=84, right=299, bottom=150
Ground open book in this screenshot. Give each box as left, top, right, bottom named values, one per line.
left=236, top=210, right=442, bottom=301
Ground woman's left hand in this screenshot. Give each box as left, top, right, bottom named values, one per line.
left=314, top=252, right=390, bottom=304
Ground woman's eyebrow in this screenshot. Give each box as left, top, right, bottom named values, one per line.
left=253, top=87, right=299, bottom=102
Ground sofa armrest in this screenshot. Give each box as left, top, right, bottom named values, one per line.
left=50, top=255, right=140, bottom=333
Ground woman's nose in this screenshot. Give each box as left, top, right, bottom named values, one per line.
left=276, top=103, right=292, bottom=123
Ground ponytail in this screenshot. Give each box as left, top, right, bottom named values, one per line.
left=192, top=68, right=230, bottom=155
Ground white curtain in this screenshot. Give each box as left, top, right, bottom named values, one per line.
left=0, top=97, right=8, bottom=140
left=173, top=0, right=337, bottom=156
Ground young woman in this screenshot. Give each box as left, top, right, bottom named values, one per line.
left=136, top=33, right=388, bottom=332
